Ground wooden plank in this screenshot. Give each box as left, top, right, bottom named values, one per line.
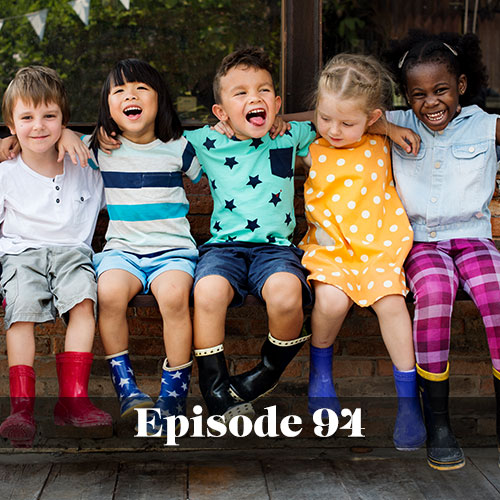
left=468, top=455, right=500, bottom=492
left=188, top=460, right=268, bottom=500
left=333, top=458, right=426, bottom=500
left=263, top=459, right=351, bottom=500
left=335, top=456, right=500, bottom=500
left=0, top=463, right=52, bottom=500
left=114, top=462, right=187, bottom=500
left=39, top=462, right=117, bottom=500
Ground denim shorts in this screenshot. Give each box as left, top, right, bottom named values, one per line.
left=93, top=247, right=198, bottom=294
left=0, top=246, right=96, bottom=330
left=194, top=243, right=312, bottom=307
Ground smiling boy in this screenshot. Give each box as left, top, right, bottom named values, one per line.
left=0, top=66, right=110, bottom=447
left=182, top=48, right=317, bottom=420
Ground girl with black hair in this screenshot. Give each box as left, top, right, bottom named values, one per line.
left=89, top=59, right=202, bottom=436
left=384, top=30, right=500, bottom=471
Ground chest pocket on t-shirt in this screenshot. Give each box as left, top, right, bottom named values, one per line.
left=73, top=190, right=93, bottom=224
left=269, top=147, right=294, bottom=179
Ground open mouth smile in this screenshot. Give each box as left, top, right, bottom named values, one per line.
left=123, top=105, right=143, bottom=120
left=246, top=108, right=267, bottom=126
left=425, top=110, right=446, bottom=122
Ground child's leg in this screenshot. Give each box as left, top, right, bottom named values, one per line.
left=371, top=295, right=414, bottom=371
left=404, top=242, right=459, bottom=373
left=262, top=272, right=304, bottom=341
left=64, top=298, right=95, bottom=353
left=0, top=323, right=37, bottom=447
left=372, top=295, right=426, bottom=451
left=229, top=246, right=312, bottom=403
left=308, top=283, right=352, bottom=416
left=147, top=270, right=193, bottom=436
left=97, top=269, right=142, bottom=354
left=151, top=270, right=193, bottom=366
left=98, top=269, right=152, bottom=417
left=193, top=275, right=234, bottom=349
left=404, top=242, right=464, bottom=469
left=194, top=275, right=253, bottom=420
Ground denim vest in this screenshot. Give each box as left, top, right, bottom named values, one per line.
left=387, top=106, right=499, bottom=242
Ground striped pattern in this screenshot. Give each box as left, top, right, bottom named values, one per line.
left=89, top=135, right=201, bottom=254
left=405, top=238, right=500, bottom=373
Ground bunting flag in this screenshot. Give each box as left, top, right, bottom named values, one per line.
left=120, top=0, right=130, bottom=9
left=26, top=9, right=48, bottom=41
left=69, top=0, right=90, bottom=26
left=0, top=20, right=4, bottom=32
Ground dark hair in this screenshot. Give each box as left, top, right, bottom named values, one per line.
left=90, top=59, right=182, bottom=150
left=383, top=30, right=488, bottom=107
left=213, top=47, right=273, bottom=103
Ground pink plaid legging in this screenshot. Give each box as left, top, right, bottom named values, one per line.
left=404, top=238, right=500, bottom=374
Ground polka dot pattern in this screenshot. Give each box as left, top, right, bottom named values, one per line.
left=300, top=134, right=413, bottom=307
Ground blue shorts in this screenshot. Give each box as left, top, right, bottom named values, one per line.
left=94, top=248, right=198, bottom=294
left=194, top=243, right=312, bottom=307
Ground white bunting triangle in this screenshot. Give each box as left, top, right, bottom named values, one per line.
left=69, top=0, right=90, bottom=26
left=0, top=20, right=4, bottom=32
left=26, top=9, right=48, bottom=41
left=120, top=0, right=130, bottom=9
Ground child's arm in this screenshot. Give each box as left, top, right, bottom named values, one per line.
left=96, top=128, right=122, bottom=154
left=369, top=116, right=421, bottom=155
left=0, top=136, right=20, bottom=162
left=56, top=129, right=91, bottom=166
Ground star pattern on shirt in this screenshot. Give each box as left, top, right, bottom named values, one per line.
left=246, top=219, right=260, bottom=232
left=308, top=122, right=316, bottom=132
left=224, top=157, right=238, bottom=169
left=269, top=192, right=282, bottom=207
left=225, top=199, right=236, bottom=211
left=250, top=138, right=263, bottom=149
left=226, top=235, right=236, bottom=242
left=203, top=137, right=216, bottom=150
left=211, top=179, right=217, bottom=190
left=267, top=235, right=276, bottom=243
left=247, top=175, right=262, bottom=189
left=284, top=213, right=292, bottom=225
left=213, top=221, right=222, bottom=232
left=284, top=129, right=292, bottom=137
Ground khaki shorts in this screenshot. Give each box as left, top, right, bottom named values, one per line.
left=0, top=246, right=97, bottom=330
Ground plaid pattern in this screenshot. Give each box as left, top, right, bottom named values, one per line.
left=405, top=238, right=500, bottom=373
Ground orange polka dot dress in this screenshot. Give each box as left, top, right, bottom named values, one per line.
left=299, top=134, right=413, bottom=306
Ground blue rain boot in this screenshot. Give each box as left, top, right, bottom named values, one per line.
left=146, top=358, right=192, bottom=437
left=308, top=344, right=341, bottom=416
left=393, top=365, right=427, bottom=451
left=106, top=350, right=153, bottom=418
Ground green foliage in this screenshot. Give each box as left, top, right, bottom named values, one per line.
left=0, top=0, right=281, bottom=123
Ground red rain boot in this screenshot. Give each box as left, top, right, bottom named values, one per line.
left=53, top=352, right=112, bottom=427
left=0, top=365, right=36, bottom=447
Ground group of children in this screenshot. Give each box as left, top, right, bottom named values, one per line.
left=0, top=29, right=499, bottom=472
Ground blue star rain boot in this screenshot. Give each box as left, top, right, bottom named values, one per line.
left=106, top=350, right=153, bottom=418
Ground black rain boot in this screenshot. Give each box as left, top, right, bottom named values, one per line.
left=417, top=363, right=465, bottom=470
left=229, top=325, right=311, bottom=403
left=493, top=367, right=500, bottom=469
left=194, top=344, right=254, bottom=422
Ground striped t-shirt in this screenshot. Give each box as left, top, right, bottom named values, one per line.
left=87, top=135, right=201, bottom=254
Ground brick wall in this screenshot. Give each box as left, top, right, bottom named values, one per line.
left=0, top=165, right=498, bottom=449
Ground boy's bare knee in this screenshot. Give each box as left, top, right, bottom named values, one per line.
left=194, top=276, right=233, bottom=313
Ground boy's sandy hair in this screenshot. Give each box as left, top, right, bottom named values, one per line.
left=315, top=54, right=394, bottom=114
left=213, top=47, right=273, bottom=103
left=2, top=66, right=70, bottom=127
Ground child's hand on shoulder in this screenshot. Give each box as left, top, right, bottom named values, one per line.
left=211, top=120, right=235, bottom=138
left=388, top=124, right=421, bottom=155
left=0, top=136, right=20, bottom=162
left=269, top=115, right=291, bottom=139
left=98, top=127, right=122, bottom=154
left=57, top=129, right=91, bottom=166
